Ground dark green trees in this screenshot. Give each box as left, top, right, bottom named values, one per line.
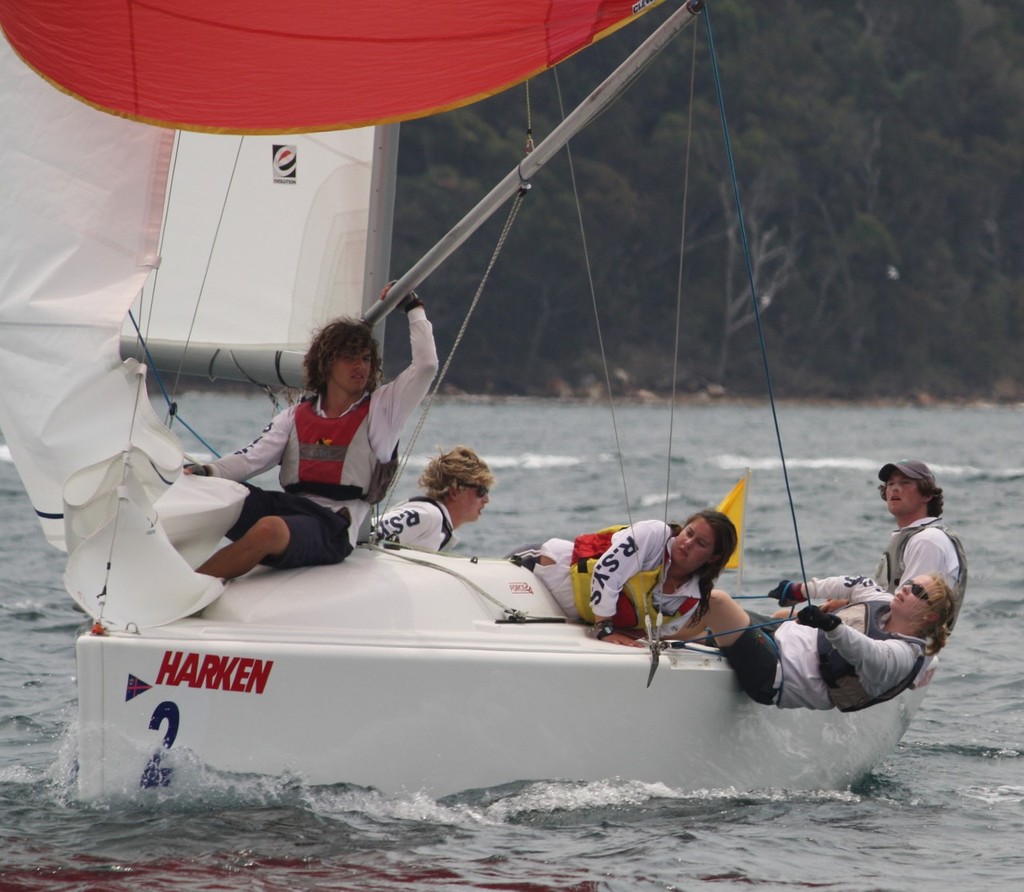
left=389, top=0, right=1024, bottom=401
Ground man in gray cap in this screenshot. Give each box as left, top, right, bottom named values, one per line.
left=872, top=459, right=967, bottom=628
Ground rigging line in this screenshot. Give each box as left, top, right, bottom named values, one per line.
left=553, top=64, right=660, bottom=683
left=378, top=190, right=528, bottom=517
left=524, top=80, right=535, bottom=154
left=126, top=311, right=222, bottom=457
left=88, top=361, right=164, bottom=625
left=667, top=615, right=788, bottom=650
left=120, top=131, right=179, bottom=455
left=140, top=134, right=248, bottom=456
left=132, top=130, right=181, bottom=355
left=552, top=66, right=634, bottom=532
left=225, top=350, right=285, bottom=414
left=167, top=135, right=247, bottom=402
left=664, top=19, right=701, bottom=527
left=634, top=24, right=701, bottom=681
left=702, top=6, right=808, bottom=585
left=91, top=129, right=230, bottom=608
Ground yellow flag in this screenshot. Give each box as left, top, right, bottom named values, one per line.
left=715, top=470, right=750, bottom=573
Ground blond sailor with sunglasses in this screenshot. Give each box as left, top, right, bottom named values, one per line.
left=374, top=446, right=494, bottom=551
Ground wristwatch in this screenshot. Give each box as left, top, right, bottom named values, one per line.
left=595, top=621, right=615, bottom=640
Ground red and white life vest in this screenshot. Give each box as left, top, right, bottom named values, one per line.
left=280, top=398, right=395, bottom=502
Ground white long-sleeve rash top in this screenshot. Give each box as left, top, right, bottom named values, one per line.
left=589, top=520, right=702, bottom=633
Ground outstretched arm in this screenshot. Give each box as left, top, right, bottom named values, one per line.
left=367, top=304, right=439, bottom=461
left=808, top=574, right=895, bottom=612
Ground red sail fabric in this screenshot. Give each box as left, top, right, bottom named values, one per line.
left=0, top=0, right=667, bottom=133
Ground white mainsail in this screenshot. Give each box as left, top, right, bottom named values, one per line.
left=127, top=126, right=396, bottom=386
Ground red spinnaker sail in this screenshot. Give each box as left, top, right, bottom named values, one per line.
left=0, top=0, right=668, bottom=133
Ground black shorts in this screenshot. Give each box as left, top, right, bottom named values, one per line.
left=722, top=627, right=780, bottom=706
left=226, top=484, right=353, bottom=570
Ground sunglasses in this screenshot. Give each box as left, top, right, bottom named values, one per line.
left=459, top=483, right=489, bottom=497
left=903, top=581, right=928, bottom=600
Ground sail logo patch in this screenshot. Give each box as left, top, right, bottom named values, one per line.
left=508, top=582, right=534, bottom=594
left=153, top=650, right=274, bottom=695
left=272, top=144, right=297, bottom=183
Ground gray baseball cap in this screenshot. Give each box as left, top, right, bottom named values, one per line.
left=878, top=460, right=935, bottom=483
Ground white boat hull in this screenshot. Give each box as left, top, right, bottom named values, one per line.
left=74, top=547, right=930, bottom=799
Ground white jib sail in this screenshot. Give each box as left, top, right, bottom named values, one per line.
left=0, top=35, right=236, bottom=626
left=0, top=35, right=172, bottom=547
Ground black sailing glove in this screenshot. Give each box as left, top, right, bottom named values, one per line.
left=398, top=290, right=425, bottom=313
left=797, top=604, right=841, bottom=632
left=769, top=579, right=806, bottom=607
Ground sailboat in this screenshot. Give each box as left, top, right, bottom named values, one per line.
left=0, top=2, right=933, bottom=799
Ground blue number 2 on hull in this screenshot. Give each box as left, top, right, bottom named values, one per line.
left=140, top=701, right=180, bottom=788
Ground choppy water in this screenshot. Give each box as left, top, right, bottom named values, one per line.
left=2, top=396, right=1022, bottom=890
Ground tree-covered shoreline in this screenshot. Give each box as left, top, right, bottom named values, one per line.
left=387, top=0, right=1024, bottom=402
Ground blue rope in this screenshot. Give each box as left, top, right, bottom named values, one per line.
left=668, top=612, right=789, bottom=704
left=703, top=5, right=807, bottom=588
left=668, top=615, right=788, bottom=649
left=126, top=311, right=221, bottom=458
